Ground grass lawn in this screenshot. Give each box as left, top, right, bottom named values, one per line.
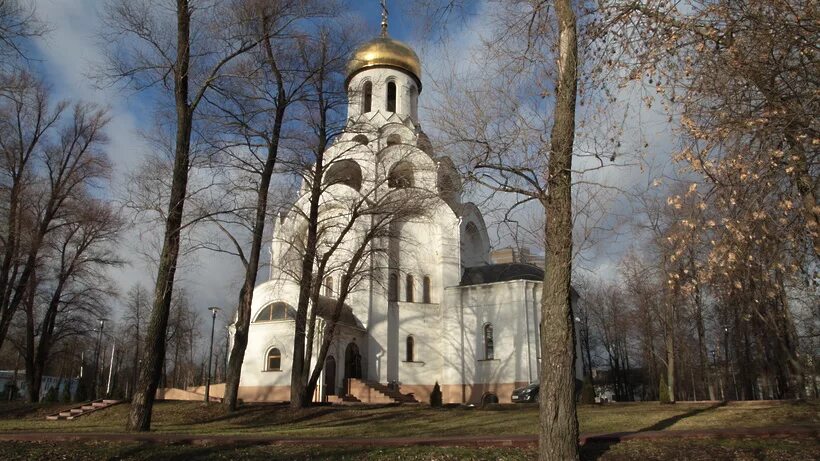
left=0, top=400, right=816, bottom=460
left=0, top=400, right=816, bottom=437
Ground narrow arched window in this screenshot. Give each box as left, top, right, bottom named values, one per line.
left=483, top=323, right=494, bottom=360
left=388, top=273, right=398, bottom=301
left=362, top=81, right=372, bottom=113
left=386, top=81, right=396, bottom=112
left=267, top=348, right=281, bottom=371
left=409, top=85, right=418, bottom=118
left=324, top=276, right=334, bottom=297
left=405, top=274, right=414, bottom=302
left=406, top=336, right=415, bottom=362
left=422, top=276, right=431, bottom=303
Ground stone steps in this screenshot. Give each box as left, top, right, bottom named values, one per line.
left=46, top=399, right=123, bottom=421
left=343, top=379, right=419, bottom=404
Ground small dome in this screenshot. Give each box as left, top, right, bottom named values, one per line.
left=347, top=37, right=422, bottom=89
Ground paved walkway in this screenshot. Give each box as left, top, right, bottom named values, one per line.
left=0, top=426, right=815, bottom=448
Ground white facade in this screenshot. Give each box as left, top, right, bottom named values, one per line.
left=236, top=31, right=581, bottom=405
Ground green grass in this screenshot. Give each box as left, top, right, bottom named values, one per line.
left=0, top=400, right=816, bottom=438
left=0, top=438, right=817, bottom=461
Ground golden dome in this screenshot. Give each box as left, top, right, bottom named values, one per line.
left=347, top=36, right=422, bottom=89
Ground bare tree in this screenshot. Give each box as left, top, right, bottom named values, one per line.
left=0, top=0, right=45, bottom=61
left=121, top=283, right=150, bottom=397
left=101, top=0, right=266, bottom=431
left=0, top=74, right=110, bottom=354
left=198, top=0, right=338, bottom=412
left=23, top=199, right=121, bottom=402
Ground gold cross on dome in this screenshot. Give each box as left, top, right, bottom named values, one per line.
left=380, top=0, right=389, bottom=37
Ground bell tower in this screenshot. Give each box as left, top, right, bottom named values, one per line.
left=345, top=2, right=421, bottom=122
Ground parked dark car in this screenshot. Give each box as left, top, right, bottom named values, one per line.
left=511, top=382, right=539, bottom=403
left=511, top=379, right=584, bottom=403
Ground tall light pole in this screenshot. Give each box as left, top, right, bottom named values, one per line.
left=205, top=307, right=220, bottom=403
left=92, top=318, right=107, bottom=400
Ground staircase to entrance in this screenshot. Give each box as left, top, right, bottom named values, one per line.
left=328, top=378, right=419, bottom=404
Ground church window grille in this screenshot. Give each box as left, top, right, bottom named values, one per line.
left=483, top=323, right=494, bottom=360
left=267, top=348, right=282, bottom=371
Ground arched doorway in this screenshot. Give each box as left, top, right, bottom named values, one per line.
left=324, top=356, right=337, bottom=396
left=344, top=342, right=362, bottom=380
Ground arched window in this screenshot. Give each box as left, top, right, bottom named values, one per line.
left=267, top=348, right=281, bottom=371
left=362, top=81, right=372, bottom=113
left=405, top=274, right=414, bottom=302
left=406, top=336, right=415, bottom=362
left=386, top=81, right=396, bottom=112
left=388, top=273, right=398, bottom=301
left=388, top=161, right=414, bottom=188
left=483, top=323, right=494, bottom=360
left=422, top=276, right=431, bottom=303
left=324, top=276, right=334, bottom=297
left=324, top=159, right=363, bottom=191
left=386, top=133, right=402, bottom=146
left=255, top=302, right=294, bottom=322
left=352, top=134, right=369, bottom=145
left=409, top=85, right=418, bottom=118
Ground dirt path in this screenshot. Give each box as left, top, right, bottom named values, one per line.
left=0, top=426, right=815, bottom=448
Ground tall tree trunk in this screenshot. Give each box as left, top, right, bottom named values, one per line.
left=538, top=0, right=579, bottom=459
left=290, top=51, right=329, bottom=409
left=126, top=0, right=192, bottom=432
left=693, top=281, right=713, bottom=399
left=24, top=271, right=38, bottom=402
left=665, top=323, right=676, bottom=403
left=223, top=12, right=288, bottom=412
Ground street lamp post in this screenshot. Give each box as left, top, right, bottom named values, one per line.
left=205, top=307, right=220, bottom=403
left=92, top=318, right=107, bottom=400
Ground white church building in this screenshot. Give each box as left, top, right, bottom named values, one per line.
left=234, top=21, right=581, bottom=406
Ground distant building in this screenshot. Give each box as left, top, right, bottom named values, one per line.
left=490, top=247, right=545, bottom=267
left=0, top=371, right=79, bottom=401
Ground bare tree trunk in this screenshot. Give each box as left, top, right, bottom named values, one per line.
left=538, top=0, right=579, bottom=459
left=126, top=0, right=192, bottom=432
left=223, top=23, right=288, bottom=410
left=665, top=328, right=676, bottom=403
left=290, top=48, right=330, bottom=409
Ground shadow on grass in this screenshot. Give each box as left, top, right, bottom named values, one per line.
left=583, top=402, right=727, bottom=461
left=112, top=441, right=421, bottom=461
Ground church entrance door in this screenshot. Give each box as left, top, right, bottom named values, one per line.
left=344, top=342, right=362, bottom=380
left=324, top=356, right=336, bottom=396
